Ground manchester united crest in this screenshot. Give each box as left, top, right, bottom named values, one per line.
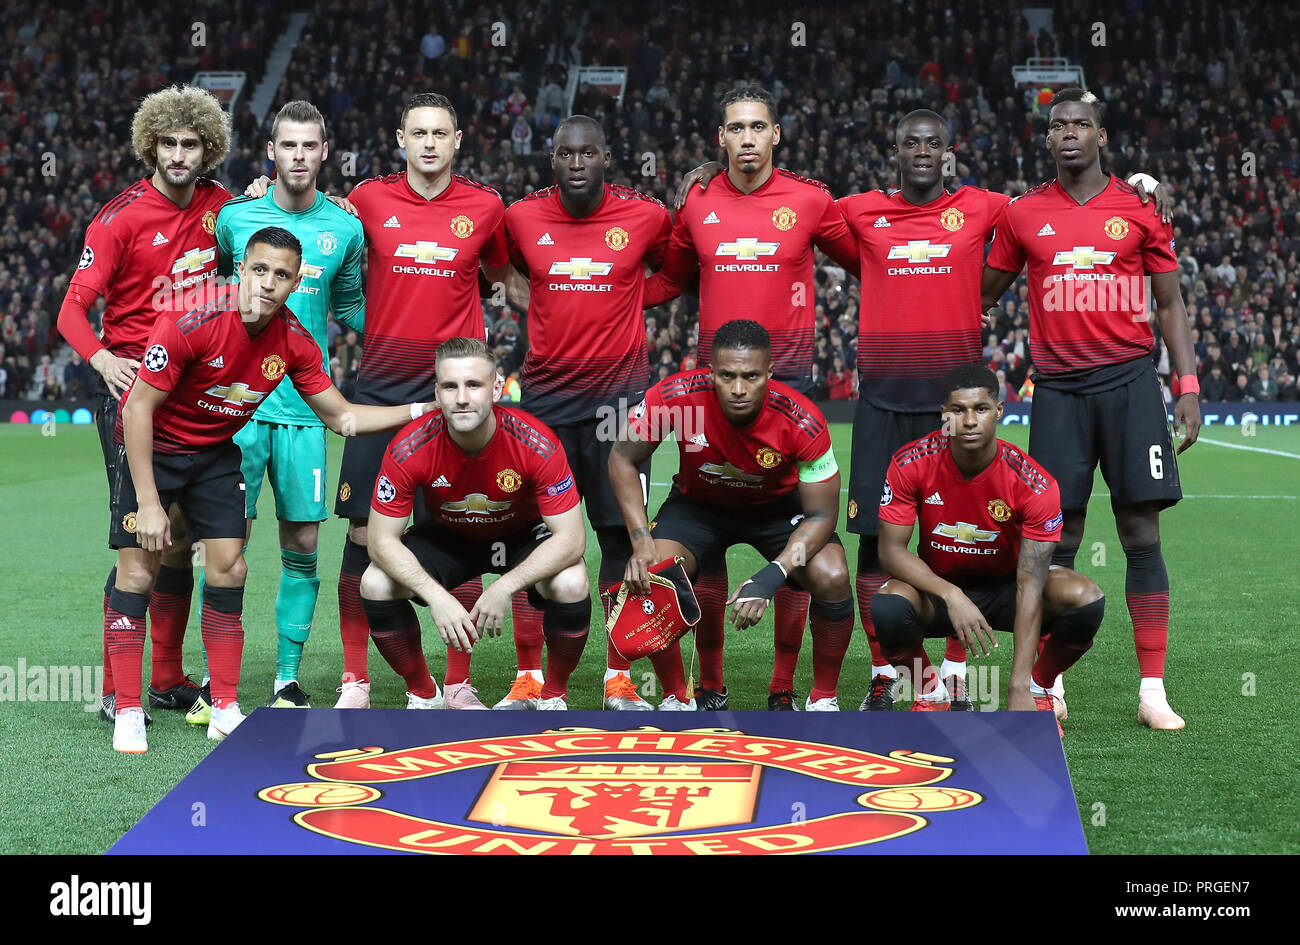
left=497, top=468, right=522, bottom=493
left=987, top=498, right=1012, bottom=522
left=261, top=354, right=286, bottom=381
left=339, top=482, right=352, bottom=502
left=939, top=208, right=965, bottom=232
left=771, top=206, right=797, bottom=231
left=202, top=210, right=217, bottom=235
left=450, top=214, right=475, bottom=238
left=755, top=447, right=782, bottom=469
left=1103, top=216, right=1130, bottom=241
left=848, top=499, right=859, bottom=519
left=317, top=231, right=338, bottom=255
left=123, top=513, right=138, bottom=534
left=604, top=226, right=629, bottom=251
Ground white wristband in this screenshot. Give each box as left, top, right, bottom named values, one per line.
left=410, top=402, right=422, bottom=420
left=1127, top=172, right=1161, bottom=193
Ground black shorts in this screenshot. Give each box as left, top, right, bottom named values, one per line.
left=918, top=578, right=1019, bottom=638
left=552, top=416, right=649, bottom=531
left=335, top=429, right=399, bottom=519
left=400, top=520, right=551, bottom=608
left=776, top=372, right=813, bottom=397
left=108, top=441, right=247, bottom=550
left=1029, top=364, right=1182, bottom=511
left=847, top=399, right=943, bottom=536
left=650, top=487, right=842, bottom=572
left=95, top=387, right=123, bottom=493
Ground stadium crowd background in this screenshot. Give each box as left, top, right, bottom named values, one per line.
left=2, top=0, right=1299, bottom=406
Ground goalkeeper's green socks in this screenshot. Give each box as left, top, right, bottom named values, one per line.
left=274, top=548, right=320, bottom=689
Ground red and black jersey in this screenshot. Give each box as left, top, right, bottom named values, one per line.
left=505, top=184, right=671, bottom=424
left=372, top=404, right=580, bottom=539
left=986, top=175, right=1178, bottom=390
left=878, top=433, right=1062, bottom=582
left=644, top=169, right=860, bottom=383
left=117, top=284, right=332, bottom=454
left=630, top=369, right=834, bottom=507
left=69, top=177, right=231, bottom=361
left=839, top=186, right=1009, bottom=412
left=349, top=173, right=509, bottom=404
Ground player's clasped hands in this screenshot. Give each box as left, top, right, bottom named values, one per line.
left=467, top=581, right=510, bottom=638
left=943, top=588, right=997, bottom=657
left=134, top=502, right=172, bottom=553
left=428, top=586, right=481, bottom=654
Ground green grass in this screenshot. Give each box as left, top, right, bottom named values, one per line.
left=1, top=420, right=1297, bottom=853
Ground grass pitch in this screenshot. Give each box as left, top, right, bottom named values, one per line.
left=1, top=420, right=1296, bottom=853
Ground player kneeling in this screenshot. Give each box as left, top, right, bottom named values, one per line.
left=359, top=338, right=590, bottom=709
left=870, top=364, right=1104, bottom=733
left=609, top=320, right=854, bottom=710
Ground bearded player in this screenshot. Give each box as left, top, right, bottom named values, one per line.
left=872, top=364, right=1105, bottom=736
left=981, top=89, right=1201, bottom=730
left=57, top=85, right=232, bottom=726
left=360, top=337, right=591, bottom=709
left=211, top=100, right=365, bottom=712
left=609, top=320, right=854, bottom=710
left=501, top=115, right=671, bottom=710
left=644, top=85, right=861, bottom=711
left=108, top=227, right=434, bottom=752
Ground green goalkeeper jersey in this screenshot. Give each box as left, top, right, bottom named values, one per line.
left=215, top=187, right=365, bottom=425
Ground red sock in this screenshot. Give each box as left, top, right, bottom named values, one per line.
left=442, top=577, right=483, bottom=684
left=1032, top=634, right=1095, bottom=689
left=648, top=639, right=688, bottom=701
left=693, top=569, right=727, bottom=690
left=1127, top=591, right=1170, bottom=678
left=943, top=635, right=967, bottom=662
left=539, top=600, right=590, bottom=698
left=855, top=571, right=889, bottom=665
left=809, top=599, right=854, bottom=701
left=771, top=584, right=808, bottom=693
left=338, top=539, right=370, bottom=684
left=105, top=588, right=148, bottom=710
left=148, top=564, right=192, bottom=689
left=511, top=590, right=544, bottom=672
left=102, top=568, right=116, bottom=697
left=602, top=581, right=630, bottom=672
left=365, top=598, right=437, bottom=698
left=201, top=585, right=245, bottom=709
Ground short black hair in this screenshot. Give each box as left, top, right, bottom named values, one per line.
left=244, top=226, right=302, bottom=260
left=712, top=319, right=771, bottom=354
left=940, top=363, right=1000, bottom=402
left=896, top=109, right=950, bottom=144
left=719, top=84, right=778, bottom=125
left=402, top=92, right=458, bottom=132
left=1049, top=87, right=1103, bottom=124
left=555, top=114, right=606, bottom=148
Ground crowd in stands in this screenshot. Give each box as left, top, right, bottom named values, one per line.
left=3, top=0, right=1298, bottom=403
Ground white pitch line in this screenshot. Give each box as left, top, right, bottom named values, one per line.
left=649, top=481, right=1296, bottom=500
left=1197, top=437, right=1300, bottom=459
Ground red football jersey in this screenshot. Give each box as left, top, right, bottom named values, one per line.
left=839, top=187, right=1009, bottom=412
left=69, top=177, right=232, bottom=361
left=118, top=284, right=332, bottom=454
left=644, top=169, right=860, bottom=384
left=373, top=405, right=580, bottom=539
left=348, top=173, right=509, bottom=404
left=986, top=176, right=1178, bottom=381
left=505, top=185, right=671, bottom=424
left=878, top=433, right=1062, bottom=582
left=630, top=369, right=834, bottom=507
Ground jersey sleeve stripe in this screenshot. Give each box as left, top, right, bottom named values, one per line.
left=389, top=415, right=444, bottom=462
left=766, top=390, right=826, bottom=435
left=97, top=184, right=148, bottom=225
left=500, top=413, right=557, bottom=458
left=1000, top=446, right=1052, bottom=493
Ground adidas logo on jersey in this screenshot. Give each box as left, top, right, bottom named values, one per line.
left=207, top=356, right=224, bottom=368
left=690, top=433, right=709, bottom=447
left=925, top=491, right=944, bottom=505
left=108, top=616, right=134, bottom=631
left=873, top=216, right=891, bottom=228
left=384, top=216, right=400, bottom=228
left=1037, top=223, right=1056, bottom=236
left=702, top=211, right=721, bottom=225
left=537, top=232, right=554, bottom=245
left=151, top=231, right=169, bottom=246
left=431, top=475, right=451, bottom=488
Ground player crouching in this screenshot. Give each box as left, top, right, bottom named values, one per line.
left=109, top=227, right=435, bottom=753
left=609, top=320, right=854, bottom=710
left=359, top=338, right=591, bottom=709
left=870, top=364, right=1104, bottom=732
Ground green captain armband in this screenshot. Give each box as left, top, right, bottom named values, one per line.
left=797, top=448, right=838, bottom=483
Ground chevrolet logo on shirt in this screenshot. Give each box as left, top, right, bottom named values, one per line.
left=700, top=462, right=764, bottom=484
left=395, top=241, right=459, bottom=263
left=1052, top=246, right=1116, bottom=269
left=441, top=494, right=513, bottom=514
left=205, top=383, right=266, bottom=406
left=887, top=241, right=952, bottom=263
left=548, top=257, right=613, bottom=280
left=171, top=247, right=216, bottom=274
left=298, top=263, right=324, bottom=279
left=715, top=238, right=780, bottom=259
left=931, top=522, right=999, bottom=544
